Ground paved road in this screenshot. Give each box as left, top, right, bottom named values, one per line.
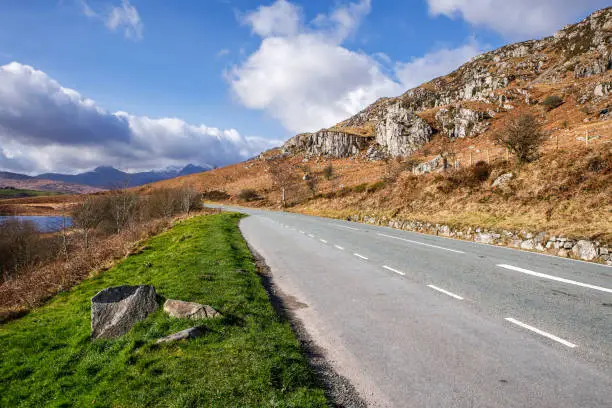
left=212, top=205, right=612, bottom=407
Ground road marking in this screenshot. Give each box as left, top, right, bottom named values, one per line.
left=497, top=264, right=612, bottom=294
left=427, top=284, right=464, bottom=300
left=320, top=239, right=328, bottom=244
left=308, top=234, right=315, bottom=238
left=383, top=265, right=405, bottom=276
left=377, top=233, right=465, bottom=254
left=299, top=230, right=304, bottom=234
left=354, top=253, right=369, bottom=260
left=334, top=245, right=345, bottom=250
left=505, top=318, right=577, bottom=348
left=329, top=223, right=360, bottom=231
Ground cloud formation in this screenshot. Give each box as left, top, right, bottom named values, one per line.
left=427, top=0, right=609, bottom=39
left=229, top=0, right=482, bottom=134
left=81, top=0, right=143, bottom=41
left=0, top=62, right=276, bottom=174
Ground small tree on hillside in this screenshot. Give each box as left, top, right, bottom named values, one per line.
left=266, top=157, right=298, bottom=208
left=72, top=195, right=105, bottom=248
left=495, top=112, right=544, bottom=164
left=179, top=185, right=201, bottom=215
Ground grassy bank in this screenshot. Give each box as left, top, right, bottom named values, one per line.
left=0, top=188, right=61, bottom=198
left=0, top=213, right=328, bottom=407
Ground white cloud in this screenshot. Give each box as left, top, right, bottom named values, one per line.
left=229, top=0, right=482, bottom=134
left=80, top=0, right=143, bottom=41
left=395, top=40, right=483, bottom=89
left=229, top=0, right=401, bottom=134
left=427, top=0, right=609, bottom=39
left=242, top=0, right=302, bottom=37
left=0, top=62, right=276, bottom=174
left=106, top=0, right=143, bottom=41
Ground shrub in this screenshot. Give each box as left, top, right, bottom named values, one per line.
left=322, top=164, right=334, bottom=180
left=542, top=95, right=564, bottom=111
left=367, top=181, right=387, bottom=193
left=352, top=183, right=368, bottom=193
left=202, top=190, right=230, bottom=201
left=472, top=161, right=491, bottom=182
left=238, top=189, right=261, bottom=202
left=495, top=113, right=545, bottom=163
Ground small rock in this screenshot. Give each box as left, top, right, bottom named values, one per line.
left=492, top=173, right=513, bottom=188
left=91, top=285, right=158, bottom=340
left=475, top=233, right=497, bottom=244
left=571, top=240, right=598, bottom=261
left=520, top=240, right=535, bottom=250
left=558, top=249, right=569, bottom=257
left=163, top=299, right=221, bottom=320
left=564, top=242, right=574, bottom=249
left=156, top=326, right=206, bottom=344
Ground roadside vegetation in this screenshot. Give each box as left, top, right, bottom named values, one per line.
left=0, top=187, right=61, bottom=198
left=0, top=186, right=202, bottom=321
left=0, top=213, right=328, bottom=407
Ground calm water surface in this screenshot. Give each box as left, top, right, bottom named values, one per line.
left=0, top=216, right=72, bottom=232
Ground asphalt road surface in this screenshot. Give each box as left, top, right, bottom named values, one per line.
left=212, top=205, right=612, bottom=407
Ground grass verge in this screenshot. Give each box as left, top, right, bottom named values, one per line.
left=0, top=213, right=328, bottom=407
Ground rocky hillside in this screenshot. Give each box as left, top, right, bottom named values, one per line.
left=283, top=7, right=611, bottom=160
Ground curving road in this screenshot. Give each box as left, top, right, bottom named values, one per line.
left=213, top=205, right=612, bottom=407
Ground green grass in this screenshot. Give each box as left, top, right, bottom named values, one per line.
left=0, top=188, right=60, bottom=198
left=0, top=213, right=328, bottom=407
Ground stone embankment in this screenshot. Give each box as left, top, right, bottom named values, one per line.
left=348, top=215, right=611, bottom=265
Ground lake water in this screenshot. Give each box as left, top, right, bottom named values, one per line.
left=0, top=216, right=73, bottom=233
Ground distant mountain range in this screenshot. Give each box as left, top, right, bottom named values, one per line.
left=37, top=164, right=210, bottom=189
left=0, top=164, right=210, bottom=194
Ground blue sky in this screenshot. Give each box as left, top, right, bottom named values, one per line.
left=0, top=0, right=607, bottom=174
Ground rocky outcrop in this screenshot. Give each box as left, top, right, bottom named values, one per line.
left=163, top=299, right=221, bottom=319
left=283, top=131, right=371, bottom=157
left=282, top=8, right=611, bottom=159
left=435, top=106, right=491, bottom=138
left=91, top=285, right=158, bottom=339
left=413, top=155, right=445, bottom=175
left=375, top=103, right=433, bottom=156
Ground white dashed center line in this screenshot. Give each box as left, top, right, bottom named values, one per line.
left=377, top=233, right=465, bottom=254
left=320, top=239, right=328, bottom=244
left=334, top=245, right=345, bottom=250
left=383, top=265, right=405, bottom=276
left=497, top=264, right=612, bottom=294
left=299, top=230, right=304, bottom=234
left=505, top=317, right=577, bottom=348
left=329, top=223, right=361, bottom=231
left=354, top=253, right=369, bottom=260
left=308, top=234, right=315, bottom=238
left=427, top=284, right=464, bottom=300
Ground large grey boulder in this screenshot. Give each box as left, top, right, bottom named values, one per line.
left=571, top=240, right=598, bottom=261
left=163, top=299, right=221, bottom=319
left=91, top=285, right=158, bottom=339
left=156, top=326, right=206, bottom=344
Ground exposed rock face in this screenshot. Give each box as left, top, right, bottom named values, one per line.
left=435, top=106, right=491, bottom=138
left=163, top=299, right=221, bottom=319
left=156, top=326, right=206, bottom=344
left=413, top=155, right=444, bottom=175
left=283, top=131, right=371, bottom=157
left=91, top=285, right=158, bottom=339
left=375, top=103, right=433, bottom=156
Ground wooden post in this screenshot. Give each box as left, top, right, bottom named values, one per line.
left=469, top=151, right=473, bottom=166
left=505, top=148, right=509, bottom=161
left=486, top=149, right=490, bottom=163
left=585, top=130, right=589, bottom=147
left=555, top=134, right=559, bottom=150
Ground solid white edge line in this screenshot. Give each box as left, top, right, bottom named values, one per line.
left=383, top=265, right=406, bottom=276
left=334, top=245, right=345, bottom=250
left=378, top=233, right=465, bottom=254
left=354, top=253, right=369, bottom=260
left=308, top=234, right=315, bottom=238
left=497, top=264, right=612, bottom=294
left=299, top=230, right=304, bottom=234
left=427, top=284, right=464, bottom=300
left=505, top=318, right=577, bottom=348
left=320, top=239, right=328, bottom=244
